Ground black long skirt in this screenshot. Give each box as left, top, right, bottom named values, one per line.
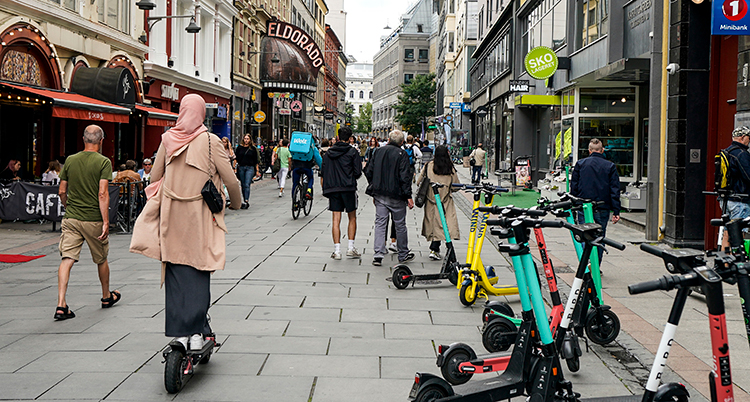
left=164, top=262, right=212, bottom=337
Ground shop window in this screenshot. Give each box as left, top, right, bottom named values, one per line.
left=0, top=51, right=42, bottom=86
left=404, top=49, right=414, bottom=61
left=578, top=117, right=635, bottom=177
left=579, top=90, right=635, bottom=114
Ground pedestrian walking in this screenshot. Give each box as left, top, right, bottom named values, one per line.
left=221, top=137, right=236, bottom=170
left=570, top=138, right=621, bottom=262
left=420, top=140, right=434, bottom=165
left=236, top=134, right=260, bottom=209
left=274, top=139, right=292, bottom=197
left=404, top=135, right=422, bottom=183
left=364, top=130, right=415, bottom=266
left=129, top=93, right=242, bottom=351
left=322, top=126, right=363, bottom=260
left=359, top=137, right=368, bottom=158
left=469, top=143, right=486, bottom=185
left=364, top=137, right=379, bottom=163
left=418, top=145, right=461, bottom=260
left=721, top=126, right=750, bottom=220
left=54, top=125, right=120, bottom=321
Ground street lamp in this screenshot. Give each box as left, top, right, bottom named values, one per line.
left=245, top=51, right=280, bottom=63
left=137, top=1, right=201, bottom=44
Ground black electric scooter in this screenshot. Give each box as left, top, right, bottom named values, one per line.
left=163, top=333, right=217, bottom=393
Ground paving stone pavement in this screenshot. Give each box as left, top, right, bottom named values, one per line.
left=0, top=168, right=744, bottom=401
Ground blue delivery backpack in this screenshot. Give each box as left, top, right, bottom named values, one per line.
left=289, top=131, right=315, bottom=161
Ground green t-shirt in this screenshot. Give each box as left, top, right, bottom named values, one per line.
left=59, top=151, right=113, bottom=221
left=276, top=147, right=291, bottom=168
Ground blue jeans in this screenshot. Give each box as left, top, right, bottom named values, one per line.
left=471, top=166, right=483, bottom=183
left=292, top=167, right=314, bottom=196
left=237, top=166, right=254, bottom=202
left=726, top=200, right=750, bottom=220
left=576, top=209, right=610, bottom=262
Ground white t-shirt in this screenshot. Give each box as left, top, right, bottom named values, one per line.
left=42, top=171, right=59, bottom=185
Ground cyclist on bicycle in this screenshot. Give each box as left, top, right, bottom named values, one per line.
left=289, top=132, right=323, bottom=200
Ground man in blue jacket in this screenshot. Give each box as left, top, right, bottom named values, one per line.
left=570, top=138, right=621, bottom=261
left=725, top=126, right=750, bottom=220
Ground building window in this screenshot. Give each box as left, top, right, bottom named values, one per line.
left=448, top=32, right=455, bottom=52
left=404, top=48, right=414, bottom=61
left=359, top=91, right=364, bottom=98
left=350, top=90, right=354, bottom=98
left=417, top=24, right=423, bottom=32
left=404, top=74, right=414, bottom=84
left=369, top=91, right=373, bottom=99
left=419, top=49, right=429, bottom=61
left=576, top=0, right=607, bottom=49
left=98, top=0, right=130, bottom=33
left=523, top=0, right=567, bottom=52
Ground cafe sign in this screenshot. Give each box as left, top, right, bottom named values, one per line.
left=524, top=46, right=558, bottom=80
left=267, top=21, right=324, bottom=73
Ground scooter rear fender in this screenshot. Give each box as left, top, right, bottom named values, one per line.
left=164, top=341, right=187, bottom=358
left=436, top=343, right=477, bottom=367
left=409, top=373, right=454, bottom=401
left=654, top=382, right=689, bottom=402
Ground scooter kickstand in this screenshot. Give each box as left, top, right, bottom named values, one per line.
left=582, top=336, right=589, bottom=353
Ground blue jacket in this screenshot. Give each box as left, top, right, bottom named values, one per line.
left=570, top=152, right=621, bottom=215
left=727, top=141, right=750, bottom=197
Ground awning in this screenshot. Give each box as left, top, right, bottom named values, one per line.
left=135, top=105, right=178, bottom=127
left=514, top=95, right=561, bottom=106
left=0, top=81, right=131, bottom=123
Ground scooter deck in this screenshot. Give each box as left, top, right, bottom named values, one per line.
left=438, top=370, right=526, bottom=401
left=579, top=395, right=643, bottom=402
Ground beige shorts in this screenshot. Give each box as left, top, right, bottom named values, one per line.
left=59, top=218, right=109, bottom=264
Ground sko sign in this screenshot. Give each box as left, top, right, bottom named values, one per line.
left=524, top=46, right=559, bottom=80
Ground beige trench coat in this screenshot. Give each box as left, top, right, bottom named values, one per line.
left=419, top=162, right=461, bottom=242
left=129, top=133, right=242, bottom=282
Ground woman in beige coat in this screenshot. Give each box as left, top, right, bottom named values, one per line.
left=130, top=94, right=242, bottom=351
left=418, top=145, right=461, bottom=261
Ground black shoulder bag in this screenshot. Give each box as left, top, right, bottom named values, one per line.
left=414, top=162, right=431, bottom=208
left=201, top=133, right=224, bottom=214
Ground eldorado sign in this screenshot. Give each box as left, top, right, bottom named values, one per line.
left=267, top=21, right=325, bottom=72
left=524, top=46, right=559, bottom=80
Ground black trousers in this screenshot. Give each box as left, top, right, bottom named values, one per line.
left=164, top=262, right=212, bottom=337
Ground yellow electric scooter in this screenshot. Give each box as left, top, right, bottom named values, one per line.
left=453, top=184, right=519, bottom=306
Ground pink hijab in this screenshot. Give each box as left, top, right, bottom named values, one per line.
left=161, top=94, right=208, bottom=158
left=145, top=94, right=208, bottom=199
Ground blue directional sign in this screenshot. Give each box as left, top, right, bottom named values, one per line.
left=462, top=103, right=471, bottom=113
left=712, top=0, right=750, bottom=35
left=449, top=102, right=463, bottom=109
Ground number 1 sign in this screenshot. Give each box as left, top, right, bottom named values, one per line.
left=712, top=0, right=750, bottom=34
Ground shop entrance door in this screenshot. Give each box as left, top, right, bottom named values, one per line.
left=705, top=35, right=738, bottom=249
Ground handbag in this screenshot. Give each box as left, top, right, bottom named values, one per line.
left=414, top=162, right=431, bottom=208
left=201, top=133, right=224, bottom=214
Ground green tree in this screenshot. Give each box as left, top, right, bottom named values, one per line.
left=356, top=102, right=372, bottom=133
left=393, top=73, right=436, bottom=134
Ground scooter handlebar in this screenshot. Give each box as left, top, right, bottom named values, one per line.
left=600, top=237, right=626, bottom=251
left=628, top=276, right=669, bottom=295
left=640, top=243, right=664, bottom=258
left=710, top=218, right=727, bottom=227
left=544, top=200, right=573, bottom=211
left=537, top=219, right=566, bottom=228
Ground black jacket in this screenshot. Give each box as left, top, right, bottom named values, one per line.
left=364, top=143, right=412, bottom=200
left=322, top=142, right=362, bottom=195
left=727, top=141, right=750, bottom=197
left=570, top=152, right=621, bottom=214
left=235, top=145, right=258, bottom=167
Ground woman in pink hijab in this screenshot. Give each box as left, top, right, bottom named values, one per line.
left=130, top=94, right=242, bottom=353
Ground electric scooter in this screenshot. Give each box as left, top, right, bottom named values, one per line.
left=163, top=333, right=217, bottom=393
left=390, top=182, right=461, bottom=288
left=413, top=218, right=625, bottom=399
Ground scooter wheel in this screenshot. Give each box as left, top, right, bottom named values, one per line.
left=459, top=283, right=476, bottom=306
left=585, top=309, right=620, bottom=345
left=482, top=318, right=516, bottom=353
left=440, top=349, right=473, bottom=385
left=164, top=349, right=187, bottom=394
left=415, top=384, right=450, bottom=402
left=392, top=266, right=412, bottom=290
left=565, top=355, right=580, bottom=372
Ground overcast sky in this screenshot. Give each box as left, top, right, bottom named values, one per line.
left=345, top=0, right=419, bottom=63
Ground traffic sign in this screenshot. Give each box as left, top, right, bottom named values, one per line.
left=449, top=102, right=462, bottom=109
left=253, top=111, right=266, bottom=123
left=712, top=0, right=750, bottom=34
left=524, top=46, right=558, bottom=80
left=279, top=109, right=291, bottom=115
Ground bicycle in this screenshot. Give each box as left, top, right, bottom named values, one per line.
left=291, top=171, right=313, bottom=220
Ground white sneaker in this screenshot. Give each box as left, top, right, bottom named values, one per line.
left=429, top=251, right=441, bottom=260
left=190, top=334, right=204, bottom=350
left=347, top=248, right=361, bottom=258
left=278, top=192, right=283, bottom=198
left=331, top=251, right=342, bottom=260
left=388, top=243, right=398, bottom=253
left=174, top=336, right=188, bottom=350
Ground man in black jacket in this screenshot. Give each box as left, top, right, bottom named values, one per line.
left=570, top=138, right=621, bottom=262
left=364, top=130, right=415, bottom=266
left=322, top=126, right=363, bottom=260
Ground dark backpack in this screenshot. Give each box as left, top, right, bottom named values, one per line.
left=715, top=145, right=741, bottom=191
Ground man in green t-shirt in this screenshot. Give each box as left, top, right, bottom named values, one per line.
left=54, top=125, right=121, bottom=321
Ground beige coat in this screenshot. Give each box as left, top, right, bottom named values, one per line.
left=419, top=162, right=461, bottom=242
left=129, top=133, right=242, bottom=281
left=470, top=148, right=486, bottom=168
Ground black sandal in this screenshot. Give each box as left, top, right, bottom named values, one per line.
left=101, top=290, right=121, bottom=308
left=54, top=306, right=75, bottom=321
